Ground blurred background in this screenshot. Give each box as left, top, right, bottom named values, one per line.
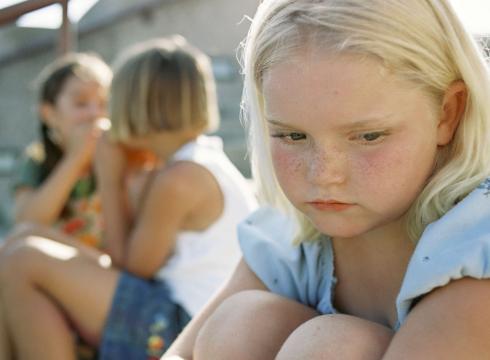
left=0, top=0, right=488, bottom=236
left=0, top=0, right=260, bottom=236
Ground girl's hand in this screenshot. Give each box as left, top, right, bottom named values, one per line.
left=66, top=120, right=102, bottom=169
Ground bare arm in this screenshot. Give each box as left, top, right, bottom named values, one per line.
left=96, top=131, right=221, bottom=275
left=163, top=259, right=268, bottom=359
left=14, top=152, right=89, bottom=224
left=383, top=277, right=490, bottom=359
left=123, top=161, right=221, bottom=277
left=15, top=122, right=99, bottom=225
left=94, top=135, right=130, bottom=265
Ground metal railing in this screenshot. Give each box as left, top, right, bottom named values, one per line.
left=0, top=0, right=72, bottom=55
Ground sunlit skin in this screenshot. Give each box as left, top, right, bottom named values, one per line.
left=41, top=76, right=107, bottom=147
left=263, top=51, right=442, bottom=242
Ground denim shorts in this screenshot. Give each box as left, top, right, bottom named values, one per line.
left=99, top=272, right=191, bottom=360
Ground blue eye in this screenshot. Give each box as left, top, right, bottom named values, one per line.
left=288, top=132, right=306, bottom=141
left=270, top=132, right=307, bottom=142
left=362, top=132, right=382, bottom=141
left=354, top=131, right=389, bottom=144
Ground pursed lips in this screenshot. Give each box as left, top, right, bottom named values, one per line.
left=307, top=200, right=354, bottom=211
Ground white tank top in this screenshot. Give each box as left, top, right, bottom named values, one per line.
left=156, top=135, right=257, bottom=315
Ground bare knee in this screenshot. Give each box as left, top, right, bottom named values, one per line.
left=6, top=222, right=38, bottom=240
left=276, top=314, right=394, bottom=360
left=0, top=225, right=34, bottom=262
left=194, top=290, right=317, bottom=360
left=0, top=242, right=39, bottom=286
left=0, top=237, right=67, bottom=289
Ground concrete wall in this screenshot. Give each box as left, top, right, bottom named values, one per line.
left=0, top=0, right=260, bottom=234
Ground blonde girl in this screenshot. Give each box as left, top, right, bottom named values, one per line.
left=164, top=0, right=490, bottom=359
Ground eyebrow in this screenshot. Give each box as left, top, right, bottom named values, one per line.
left=266, top=115, right=395, bottom=130
left=336, top=117, right=395, bottom=130
left=266, top=118, right=291, bottom=127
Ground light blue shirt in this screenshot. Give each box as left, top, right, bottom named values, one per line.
left=238, top=178, right=490, bottom=330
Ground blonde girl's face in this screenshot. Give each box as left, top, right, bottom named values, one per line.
left=263, top=52, right=443, bottom=239
left=41, top=75, right=107, bottom=146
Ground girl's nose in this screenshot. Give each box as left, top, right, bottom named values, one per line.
left=88, top=101, right=105, bottom=120
left=306, top=146, right=347, bottom=186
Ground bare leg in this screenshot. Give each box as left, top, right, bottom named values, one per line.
left=194, top=290, right=318, bottom=360
left=0, top=236, right=119, bottom=360
left=0, top=300, right=12, bottom=360
left=276, top=314, right=394, bottom=360
left=2, top=268, right=77, bottom=359
left=2, top=223, right=105, bottom=260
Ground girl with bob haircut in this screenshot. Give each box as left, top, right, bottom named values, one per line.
left=164, top=0, right=490, bottom=359
left=0, top=36, right=256, bottom=359
left=109, top=36, right=218, bottom=140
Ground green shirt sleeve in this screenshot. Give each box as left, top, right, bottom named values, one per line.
left=10, top=147, right=43, bottom=194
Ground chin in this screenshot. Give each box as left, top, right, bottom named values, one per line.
left=309, top=218, right=370, bottom=239
left=318, top=228, right=365, bottom=239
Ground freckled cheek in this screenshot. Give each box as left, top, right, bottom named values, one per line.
left=355, top=145, right=434, bottom=199
left=353, top=148, right=406, bottom=194
left=270, top=145, right=305, bottom=188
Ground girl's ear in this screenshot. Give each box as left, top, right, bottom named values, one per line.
left=437, top=80, right=467, bottom=146
left=39, top=102, right=56, bottom=127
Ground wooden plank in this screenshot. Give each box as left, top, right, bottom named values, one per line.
left=0, top=0, right=62, bottom=26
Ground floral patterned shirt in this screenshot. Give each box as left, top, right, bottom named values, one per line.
left=12, top=143, right=104, bottom=249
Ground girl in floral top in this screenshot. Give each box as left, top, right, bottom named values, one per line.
left=11, top=53, right=112, bottom=248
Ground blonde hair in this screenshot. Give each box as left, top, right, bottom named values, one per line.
left=110, top=35, right=219, bottom=140
left=241, top=0, right=490, bottom=243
